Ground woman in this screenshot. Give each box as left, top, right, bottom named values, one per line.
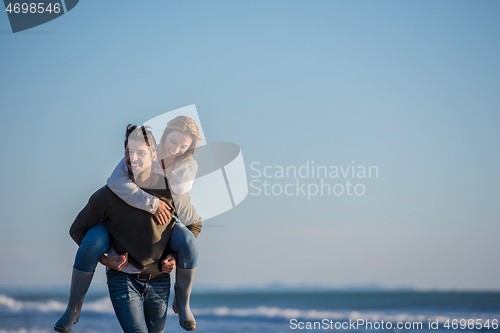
left=54, top=116, right=203, bottom=333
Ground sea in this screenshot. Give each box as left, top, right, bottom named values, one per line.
left=1, top=288, right=499, bottom=333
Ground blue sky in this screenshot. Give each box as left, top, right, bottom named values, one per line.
left=1, top=1, right=499, bottom=290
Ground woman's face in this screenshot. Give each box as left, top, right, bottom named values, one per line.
left=163, top=130, right=193, bottom=160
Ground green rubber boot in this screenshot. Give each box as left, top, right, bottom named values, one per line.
left=172, top=267, right=197, bottom=331
left=54, top=268, right=94, bottom=333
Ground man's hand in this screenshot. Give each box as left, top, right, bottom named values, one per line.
left=100, top=253, right=128, bottom=271
left=154, top=200, right=171, bottom=225
left=161, top=254, right=176, bottom=274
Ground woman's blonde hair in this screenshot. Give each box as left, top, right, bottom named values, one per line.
left=157, top=116, right=203, bottom=165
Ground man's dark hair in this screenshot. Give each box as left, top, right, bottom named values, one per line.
left=124, top=124, right=157, bottom=153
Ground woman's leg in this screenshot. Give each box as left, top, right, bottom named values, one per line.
left=168, top=221, right=198, bottom=269
left=55, top=224, right=111, bottom=333
left=168, top=222, right=198, bottom=331
left=73, top=224, right=111, bottom=272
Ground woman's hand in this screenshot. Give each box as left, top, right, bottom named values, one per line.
left=154, top=200, right=171, bottom=225
left=99, top=253, right=128, bottom=271
left=161, top=254, right=176, bottom=274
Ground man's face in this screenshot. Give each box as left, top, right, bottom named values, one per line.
left=125, top=139, right=157, bottom=179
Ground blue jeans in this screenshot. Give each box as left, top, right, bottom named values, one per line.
left=168, top=221, right=198, bottom=269
left=74, top=224, right=111, bottom=272
left=74, top=221, right=198, bottom=272
left=106, top=269, right=170, bottom=333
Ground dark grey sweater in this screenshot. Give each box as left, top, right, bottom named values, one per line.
left=70, top=176, right=201, bottom=274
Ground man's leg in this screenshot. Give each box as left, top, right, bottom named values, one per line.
left=143, top=274, right=170, bottom=333
left=107, top=270, right=149, bottom=333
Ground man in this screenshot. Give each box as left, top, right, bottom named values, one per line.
left=69, top=125, right=199, bottom=333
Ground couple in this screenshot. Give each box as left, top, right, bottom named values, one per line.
left=54, top=116, right=203, bottom=333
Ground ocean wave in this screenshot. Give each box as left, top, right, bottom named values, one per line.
left=193, top=306, right=499, bottom=322
left=0, top=294, right=114, bottom=314
left=0, top=330, right=53, bottom=333
left=0, top=295, right=64, bottom=313
left=1, top=294, right=498, bottom=323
